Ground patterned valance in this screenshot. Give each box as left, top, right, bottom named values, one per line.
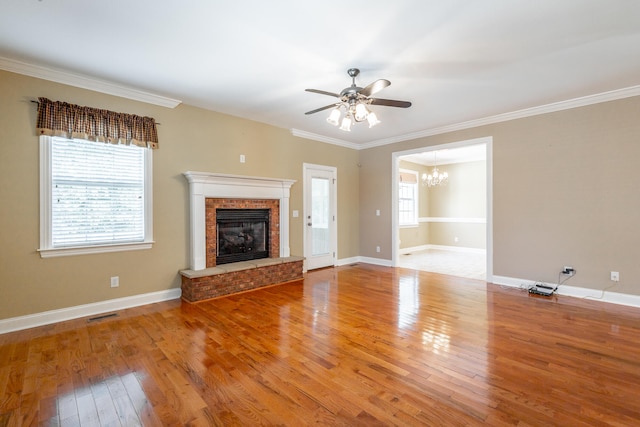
left=36, top=97, right=159, bottom=149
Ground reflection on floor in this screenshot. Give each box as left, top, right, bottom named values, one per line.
left=398, top=248, right=486, bottom=280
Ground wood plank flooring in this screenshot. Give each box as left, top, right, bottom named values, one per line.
left=1, top=263, right=640, bottom=426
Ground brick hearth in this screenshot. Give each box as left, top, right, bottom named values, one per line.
left=181, top=256, right=304, bottom=302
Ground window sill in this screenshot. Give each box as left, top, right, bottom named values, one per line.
left=399, top=223, right=419, bottom=229
left=38, top=241, right=154, bottom=258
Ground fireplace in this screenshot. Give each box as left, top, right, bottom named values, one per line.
left=216, top=208, right=269, bottom=265
left=181, top=172, right=302, bottom=302
left=206, top=198, right=279, bottom=268
left=183, top=171, right=295, bottom=271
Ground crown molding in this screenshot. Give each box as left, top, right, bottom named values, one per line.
left=5, top=54, right=637, bottom=139
left=0, top=56, right=182, bottom=108
left=297, top=85, right=640, bottom=150
left=290, top=129, right=360, bottom=149
left=360, top=85, right=640, bottom=149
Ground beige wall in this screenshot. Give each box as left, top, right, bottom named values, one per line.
left=427, top=160, right=486, bottom=249
left=427, top=160, right=486, bottom=218
left=3, top=68, right=640, bottom=322
left=0, top=70, right=360, bottom=319
left=398, top=224, right=429, bottom=250
left=428, top=223, right=485, bottom=249
left=398, top=160, right=486, bottom=250
left=360, top=96, right=640, bottom=295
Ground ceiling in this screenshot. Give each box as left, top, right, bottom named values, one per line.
left=402, top=144, right=486, bottom=167
left=2, top=1, right=640, bottom=149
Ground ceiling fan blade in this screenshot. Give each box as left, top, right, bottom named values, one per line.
left=305, top=104, right=339, bottom=115
left=305, top=88, right=341, bottom=98
left=359, top=79, right=390, bottom=97
left=370, top=98, right=412, bottom=108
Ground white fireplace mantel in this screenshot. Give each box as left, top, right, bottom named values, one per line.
left=183, top=171, right=296, bottom=271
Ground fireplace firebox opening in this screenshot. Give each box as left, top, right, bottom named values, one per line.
left=216, top=208, right=270, bottom=265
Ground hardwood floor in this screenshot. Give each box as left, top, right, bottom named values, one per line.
left=1, top=264, right=640, bottom=426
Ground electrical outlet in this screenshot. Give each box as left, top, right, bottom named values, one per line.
left=110, top=276, right=119, bottom=288
left=611, top=271, right=619, bottom=282
left=563, top=266, right=575, bottom=276
left=376, top=246, right=381, bottom=253
left=240, top=154, right=246, bottom=163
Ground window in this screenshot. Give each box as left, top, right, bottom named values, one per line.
left=399, top=169, right=418, bottom=227
left=39, top=136, right=153, bottom=257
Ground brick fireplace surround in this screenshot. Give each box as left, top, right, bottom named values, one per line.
left=205, top=198, right=280, bottom=268
left=180, top=172, right=303, bottom=302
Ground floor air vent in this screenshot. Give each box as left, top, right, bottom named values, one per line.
left=87, top=313, right=118, bottom=322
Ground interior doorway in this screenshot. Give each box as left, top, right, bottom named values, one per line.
left=391, top=137, right=493, bottom=282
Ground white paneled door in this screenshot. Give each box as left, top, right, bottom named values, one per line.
left=303, top=164, right=337, bottom=270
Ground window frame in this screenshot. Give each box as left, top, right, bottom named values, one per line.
left=38, top=135, right=154, bottom=258
left=398, top=169, right=419, bottom=228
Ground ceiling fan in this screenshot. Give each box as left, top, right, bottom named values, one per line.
left=305, top=68, right=412, bottom=131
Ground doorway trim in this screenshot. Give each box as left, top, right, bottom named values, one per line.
left=391, top=136, right=493, bottom=282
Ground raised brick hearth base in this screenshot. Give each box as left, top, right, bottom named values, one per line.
left=180, top=256, right=304, bottom=302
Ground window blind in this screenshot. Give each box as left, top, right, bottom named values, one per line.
left=398, top=181, right=418, bottom=226
left=51, top=138, right=145, bottom=247
left=399, top=171, right=418, bottom=183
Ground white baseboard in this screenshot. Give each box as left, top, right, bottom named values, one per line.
left=12, top=271, right=635, bottom=335
left=0, top=288, right=182, bottom=334
left=492, top=275, right=640, bottom=308
left=427, top=244, right=486, bottom=254
left=336, top=256, right=360, bottom=266
left=337, top=256, right=393, bottom=267
left=400, top=244, right=486, bottom=255
left=358, top=256, right=394, bottom=267
left=399, top=244, right=430, bottom=255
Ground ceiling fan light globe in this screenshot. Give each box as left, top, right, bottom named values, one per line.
left=367, top=112, right=380, bottom=128
left=326, top=108, right=341, bottom=126
left=339, top=116, right=352, bottom=131
left=355, top=103, right=369, bottom=121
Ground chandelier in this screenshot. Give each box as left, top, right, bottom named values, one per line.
left=326, top=99, right=380, bottom=132
left=421, top=151, right=448, bottom=187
